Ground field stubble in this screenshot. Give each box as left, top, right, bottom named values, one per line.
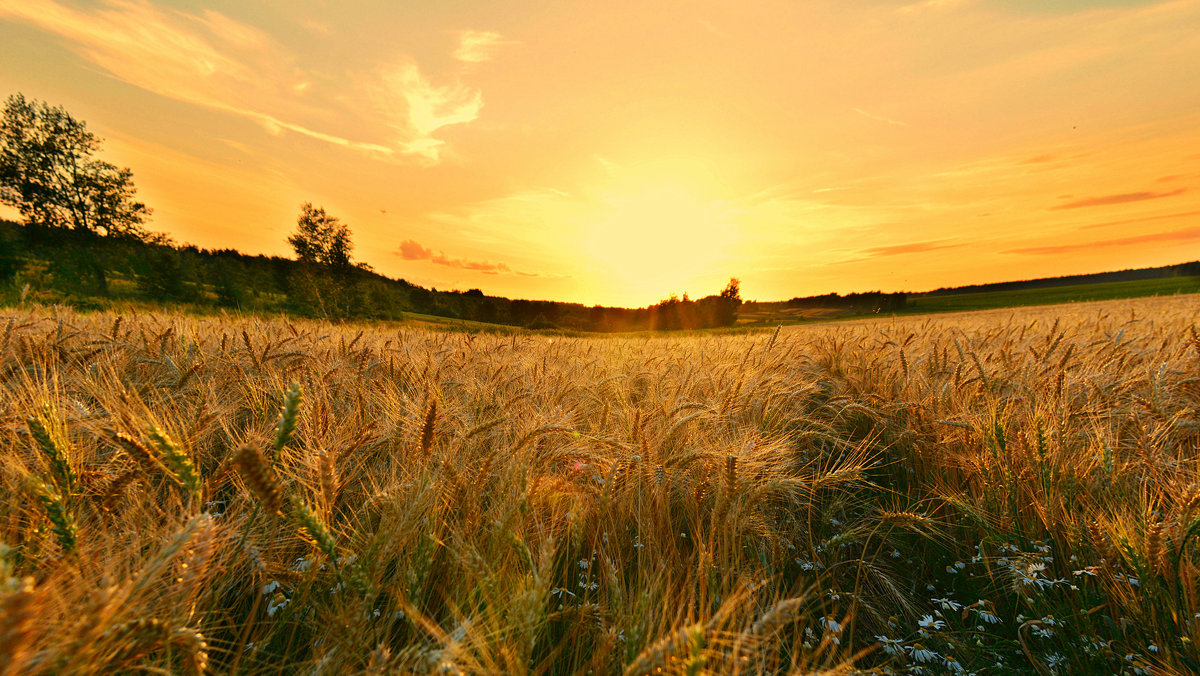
left=1, top=295, right=1198, bottom=674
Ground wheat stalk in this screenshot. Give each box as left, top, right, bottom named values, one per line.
left=273, top=382, right=303, bottom=458
left=419, top=398, right=437, bottom=456
left=233, top=445, right=283, bottom=514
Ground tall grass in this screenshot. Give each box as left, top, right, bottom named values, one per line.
left=0, top=295, right=1197, bottom=674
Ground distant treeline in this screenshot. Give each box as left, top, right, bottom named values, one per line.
left=784, top=291, right=908, bottom=312
left=0, top=221, right=741, bottom=332
left=742, top=291, right=908, bottom=316
left=920, top=261, right=1200, bottom=296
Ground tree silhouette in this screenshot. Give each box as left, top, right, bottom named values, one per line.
left=288, top=202, right=353, bottom=271
left=0, top=93, right=151, bottom=240
left=716, top=277, right=742, bottom=326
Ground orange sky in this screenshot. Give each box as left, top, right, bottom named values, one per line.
left=2, top=0, right=1198, bottom=307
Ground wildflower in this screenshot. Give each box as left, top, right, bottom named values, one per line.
left=907, top=643, right=939, bottom=663
left=918, top=615, right=946, bottom=631
left=933, top=597, right=962, bottom=611
left=819, top=616, right=842, bottom=634
left=976, top=609, right=1002, bottom=624
left=267, top=591, right=289, bottom=617
left=876, top=636, right=904, bottom=656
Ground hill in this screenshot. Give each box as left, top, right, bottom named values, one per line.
left=2, top=219, right=1196, bottom=331
left=0, top=221, right=740, bottom=332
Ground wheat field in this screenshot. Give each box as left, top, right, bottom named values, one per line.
left=1, top=295, right=1198, bottom=674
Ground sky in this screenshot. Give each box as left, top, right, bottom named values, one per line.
left=1, top=0, right=1198, bottom=307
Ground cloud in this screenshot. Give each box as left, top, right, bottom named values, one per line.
left=859, top=240, right=964, bottom=257
left=898, top=0, right=976, bottom=15
left=377, top=62, right=483, bottom=160
left=1051, top=188, right=1186, bottom=209
left=1007, top=226, right=1200, bottom=255
left=0, top=0, right=481, bottom=161
left=1080, top=209, right=1200, bottom=230
left=453, top=30, right=516, bottom=63
left=0, top=0, right=378, bottom=146
left=398, top=240, right=434, bottom=260
left=396, top=239, right=533, bottom=276
left=853, top=107, right=908, bottom=126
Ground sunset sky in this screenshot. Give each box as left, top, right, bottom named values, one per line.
left=1, top=0, right=1198, bottom=307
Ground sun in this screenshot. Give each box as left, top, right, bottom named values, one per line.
left=583, top=181, right=738, bottom=305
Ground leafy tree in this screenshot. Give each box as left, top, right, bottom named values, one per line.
left=135, top=247, right=199, bottom=302
left=715, top=277, right=742, bottom=326
left=0, top=93, right=151, bottom=239
left=720, top=277, right=741, bottom=305
left=285, top=202, right=359, bottom=318
left=288, top=202, right=353, bottom=271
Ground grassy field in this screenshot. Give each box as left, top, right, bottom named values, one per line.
left=1, top=295, right=1198, bottom=674
left=905, top=276, right=1200, bottom=315
left=737, top=276, right=1200, bottom=327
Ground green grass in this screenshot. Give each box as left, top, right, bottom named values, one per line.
left=904, top=275, right=1200, bottom=314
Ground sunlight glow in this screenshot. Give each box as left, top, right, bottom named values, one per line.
left=584, top=181, right=738, bottom=304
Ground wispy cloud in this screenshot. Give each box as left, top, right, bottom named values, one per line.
left=1080, top=208, right=1200, bottom=230
left=853, top=107, right=908, bottom=126
left=377, top=62, right=483, bottom=160
left=1051, top=188, right=1186, bottom=209
left=898, top=0, right=976, bottom=15
left=0, top=0, right=485, bottom=161
left=860, top=240, right=963, bottom=257
left=1008, top=226, right=1200, bottom=255
left=453, top=30, right=516, bottom=63
left=396, top=239, right=536, bottom=276
left=1021, top=154, right=1056, bottom=164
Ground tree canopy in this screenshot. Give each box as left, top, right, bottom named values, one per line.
left=0, top=93, right=152, bottom=240
left=288, top=202, right=353, bottom=270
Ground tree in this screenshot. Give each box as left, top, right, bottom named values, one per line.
left=286, top=203, right=358, bottom=318
left=720, top=278, right=741, bottom=305
left=288, top=202, right=353, bottom=271
left=715, top=277, right=742, bottom=327
left=0, top=93, right=151, bottom=239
